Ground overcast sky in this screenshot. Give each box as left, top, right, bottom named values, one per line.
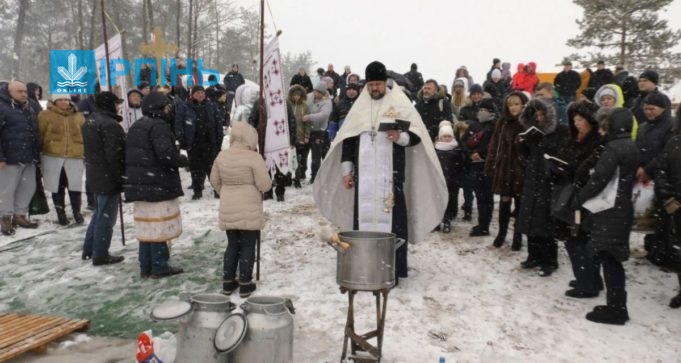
left=240, top=0, right=681, bottom=87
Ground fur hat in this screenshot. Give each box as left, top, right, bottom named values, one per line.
left=438, top=121, right=454, bottom=137
left=51, top=93, right=70, bottom=101
left=643, top=92, right=667, bottom=109
left=365, top=61, right=387, bottom=82
left=639, top=70, right=659, bottom=84
left=95, top=91, right=123, bottom=113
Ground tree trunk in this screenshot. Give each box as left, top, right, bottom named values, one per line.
left=12, top=0, right=29, bottom=79
left=620, top=21, right=627, bottom=68
left=192, top=1, right=199, bottom=60
left=187, top=0, right=193, bottom=59
left=175, top=0, right=181, bottom=57
left=214, top=0, right=219, bottom=68
left=147, top=0, right=154, bottom=30
left=142, top=0, right=148, bottom=42
left=77, top=0, right=85, bottom=49
left=88, top=0, right=98, bottom=49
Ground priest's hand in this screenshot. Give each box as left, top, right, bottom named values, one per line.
left=386, top=130, right=400, bottom=142
left=343, top=175, right=354, bottom=189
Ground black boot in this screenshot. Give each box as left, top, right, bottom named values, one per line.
left=239, top=281, right=257, bottom=298
left=671, top=275, right=681, bottom=308
left=493, top=201, right=511, bottom=248
left=586, top=289, right=629, bottom=325
left=222, top=279, right=239, bottom=295
left=521, top=236, right=541, bottom=269
left=293, top=179, right=302, bottom=189
left=263, top=190, right=273, bottom=200
left=53, top=192, right=69, bottom=226
left=69, top=191, right=84, bottom=224
left=511, top=232, right=522, bottom=251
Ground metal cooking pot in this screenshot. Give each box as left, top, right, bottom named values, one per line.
left=332, top=231, right=405, bottom=291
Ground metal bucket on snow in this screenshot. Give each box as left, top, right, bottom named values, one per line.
left=151, top=293, right=247, bottom=363
left=228, top=296, right=295, bottom=363
left=330, top=231, right=405, bottom=291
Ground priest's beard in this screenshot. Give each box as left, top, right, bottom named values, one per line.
left=370, top=89, right=385, bottom=100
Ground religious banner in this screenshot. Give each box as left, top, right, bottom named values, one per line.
left=263, top=37, right=290, bottom=175
left=94, top=34, right=131, bottom=131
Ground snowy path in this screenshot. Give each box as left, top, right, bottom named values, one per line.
left=2, top=172, right=681, bottom=362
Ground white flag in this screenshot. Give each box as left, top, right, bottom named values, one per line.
left=263, top=37, right=290, bottom=175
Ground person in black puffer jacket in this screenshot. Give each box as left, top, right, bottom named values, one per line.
left=516, top=98, right=569, bottom=277
left=124, top=92, right=184, bottom=279
left=572, top=107, right=639, bottom=325
left=81, top=91, right=126, bottom=266
left=552, top=101, right=603, bottom=298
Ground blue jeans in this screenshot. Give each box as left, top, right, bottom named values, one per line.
left=139, top=242, right=170, bottom=275
left=82, top=193, right=119, bottom=259
left=224, top=230, right=258, bottom=282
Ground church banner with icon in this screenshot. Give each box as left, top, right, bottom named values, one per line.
left=263, top=37, right=290, bottom=175
left=94, top=34, right=131, bottom=131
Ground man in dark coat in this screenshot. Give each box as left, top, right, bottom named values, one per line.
left=573, top=108, right=639, bottom=325
left=290, top=67, right=313, bottom=93
left=124, top=92, right=184, bottom=278
left=588, top=60, right=614, bottom=90
left=404, top=63, right=424, bottom=100
left=223, top=64, right=245, bottom=113
left=651, top=107, right=681, bottom=308
left=636, top=92, right=674, bottom=261
left=553, top=61, right=582, bottom=104
left=175, top=86, right=224, bottom=200
left=516, top=98, right=569, bottom=276
left=630, top=70, right=672, bottom=122
left=415, top=79, right=453, bottom=141
left=0, top=81, right=41, bottom=235
left=81, top=91, right=126, bottom=265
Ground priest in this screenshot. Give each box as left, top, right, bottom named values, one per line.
left=313, top=61, right=447, bottom=281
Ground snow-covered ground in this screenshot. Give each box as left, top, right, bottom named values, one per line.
left=2, top=166, right=681, bottom=363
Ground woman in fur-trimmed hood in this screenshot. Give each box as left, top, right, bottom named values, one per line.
left=516, top=98, right=569, bottom=276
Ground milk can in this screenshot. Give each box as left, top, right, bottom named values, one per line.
left=228, top=296, right=295, bottom=363
left=151, top=293, right=247, bottom=363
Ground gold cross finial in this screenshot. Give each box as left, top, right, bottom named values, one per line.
left=138, top=27, right=178, bottom=84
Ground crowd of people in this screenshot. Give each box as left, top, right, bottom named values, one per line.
left=0, top=57, right=679, bottom=320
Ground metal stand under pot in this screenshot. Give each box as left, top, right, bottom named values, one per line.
left=326, top=231, right=404, bottom=363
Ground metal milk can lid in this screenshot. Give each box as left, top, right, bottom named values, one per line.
left=214, top=312, right=248, bottom=353
left=150, top=300, right=192, bottom=321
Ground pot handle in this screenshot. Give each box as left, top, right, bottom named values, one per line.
left=327, top=240, right=346, bottom=254
left=394, top=238, right=406, bottom=251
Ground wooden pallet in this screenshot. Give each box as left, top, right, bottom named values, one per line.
left=0, top=313, right=90, bottom=362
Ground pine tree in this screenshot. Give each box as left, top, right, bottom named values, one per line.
left=566, top=0, right=681, bottom=83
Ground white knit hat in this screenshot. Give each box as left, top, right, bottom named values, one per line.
left=51, top=93, right=70, bottom=101
left=439, top=120, right=454, bottom=137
